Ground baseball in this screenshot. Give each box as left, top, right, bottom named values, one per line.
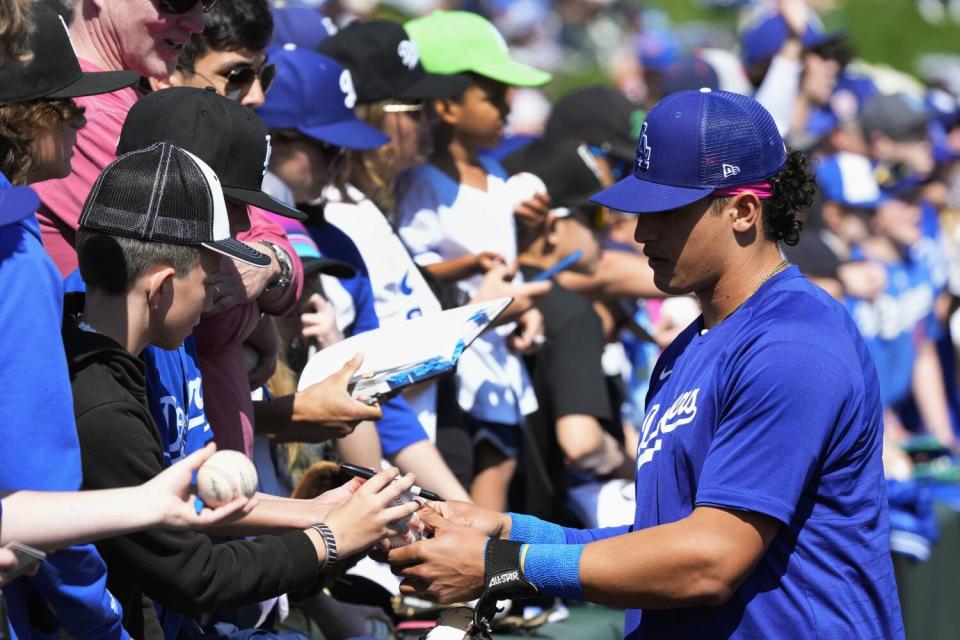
left=196, top=450, right=259, bottom=507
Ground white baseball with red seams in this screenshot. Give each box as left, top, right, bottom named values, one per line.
left=197, top=450, right=259, bottom=507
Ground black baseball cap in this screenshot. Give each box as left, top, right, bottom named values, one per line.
left=0, top=4, right=137, bottom=106
left=503, top=137, right=604, bottom=210
left=317, top=20, right=469, bottom=104
left=544, top=85, right=642, bottom=162
left=80, top=142, right=271, bottom=267
left=116, top=87, right=307, bottom=220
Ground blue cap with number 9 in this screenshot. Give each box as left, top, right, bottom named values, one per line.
left=256, top=49, right=389, bottom=150
left=590, top=89, right=787, bottom=215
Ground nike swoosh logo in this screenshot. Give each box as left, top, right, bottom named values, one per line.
left=659, top=369, right=672, bottom=381
left=399, top=272, right=413, bottom=295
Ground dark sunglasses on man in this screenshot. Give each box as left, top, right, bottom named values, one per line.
left=177, top=62, right=277, bottom=102
left=157, top=0, right=218, bottom=14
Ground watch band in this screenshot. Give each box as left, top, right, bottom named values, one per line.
left=309, top=522, right=338, bottom=571
left=261, top=240, right=292, bottom=292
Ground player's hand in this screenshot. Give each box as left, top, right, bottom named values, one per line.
left=508, top=307, right=545, bottom=354
left=421, top=500, right=511, bottom=539
left=476, top=251, right=507, bottom=273
left=514, top=192, right=551, bottom=225
left=323, top=468, right=421, bottom=557
left=300, top=293, right=343, bottom=349
left=292, top=354, right=383, bottom=435
left=143, top=443, right=257, bottom=530
left=388, top=506, right=488, bottom=604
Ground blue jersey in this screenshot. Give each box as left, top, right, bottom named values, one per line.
left=142, top=337, right=214, bottom=466
left=845, top=252, right=936, bottom=408
left=629, top=267, right=902, bottom=639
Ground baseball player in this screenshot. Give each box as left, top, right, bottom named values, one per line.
left=388, top=89, right=904, bottom=640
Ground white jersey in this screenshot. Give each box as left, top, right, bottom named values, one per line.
left=395, top=161, right=537, bottom=425
left=323, top=184, right=443, bottom=437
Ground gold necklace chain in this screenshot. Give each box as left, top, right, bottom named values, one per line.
left=713, top=260, right=790, bottom=327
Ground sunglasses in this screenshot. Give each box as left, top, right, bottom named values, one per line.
left=157, top=0, right=218, bottom=14
left=178, top=63, right=276, bottom=102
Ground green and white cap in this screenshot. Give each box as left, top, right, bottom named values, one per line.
left=404, top=10, right=551, bottom=88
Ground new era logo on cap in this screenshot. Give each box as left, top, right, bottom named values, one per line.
left=722, top=164, right=741, bottom=178
left=591, top=89, right=786, bottom=214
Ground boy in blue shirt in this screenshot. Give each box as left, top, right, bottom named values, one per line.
left=388, top=90, right=904, bottom=640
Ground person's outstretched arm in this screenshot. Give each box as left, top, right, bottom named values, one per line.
left=0, top=444, right=253, bottom=552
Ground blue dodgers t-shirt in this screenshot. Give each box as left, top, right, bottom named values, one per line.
left=845, top=252, right=936, bottom=409
left=629, top=267, right=903, bottom=639
left=142, top=338, right=214, bottom=466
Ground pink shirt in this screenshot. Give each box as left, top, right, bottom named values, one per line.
left=195, top=209, right=303, bottom=456
left=34, top=59, right=140, bottom=276
left=33, top=59, right=303, bottom=456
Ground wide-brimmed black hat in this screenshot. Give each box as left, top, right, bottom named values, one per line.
left=0, top=4, right=137, bottom=106
left=117, top=87, right=307, bottom=220
left=318, top=20, right=469, bottom=104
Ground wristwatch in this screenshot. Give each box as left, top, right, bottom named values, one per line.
left=261, top=241, right=292, bottom=292
left=309, top=522, right=338, bottom=571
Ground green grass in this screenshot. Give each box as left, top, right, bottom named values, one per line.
left=650, top=0, right=960, bottom=75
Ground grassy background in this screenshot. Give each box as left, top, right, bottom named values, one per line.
left=654, top=0, right=960, bottom=75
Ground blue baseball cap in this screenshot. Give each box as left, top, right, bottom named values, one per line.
left=591, top=89, right=786, bottom=215
left=816, top=152, right=887, bottom=209
left=740, top=12, right=829, bottom=67
left=634, top=28, right=680, bottom=72
left=255, top=50, right=389, bottom=150
left=269, top=5, right=336, bottom=52
left=0, top=173, right=40, bottom=226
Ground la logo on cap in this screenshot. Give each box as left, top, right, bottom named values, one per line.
left=636, top=122, right=652, bottom=171
left=397, top=40, right=419, bottom=70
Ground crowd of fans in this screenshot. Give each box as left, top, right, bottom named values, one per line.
left=1, top=0, right=959, bottom=638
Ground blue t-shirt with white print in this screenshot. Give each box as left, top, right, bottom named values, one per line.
left=142, top=338, right=214, bottom=466
left=845, top=251, right=936, bottom=408
left=628, top=267, right=902, bottom=639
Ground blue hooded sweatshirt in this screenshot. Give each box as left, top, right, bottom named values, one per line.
left=0, top=173, right=127, bottom=639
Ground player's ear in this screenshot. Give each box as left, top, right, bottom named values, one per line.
left=727, top=192, right=763, bottom=234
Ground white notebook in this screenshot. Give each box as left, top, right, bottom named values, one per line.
left=297, top=297, right=513, bottom=402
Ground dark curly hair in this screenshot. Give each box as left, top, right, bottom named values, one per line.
left=0, top=97, right=85, bottom=184
left=712, top=150, right=815, bottom=246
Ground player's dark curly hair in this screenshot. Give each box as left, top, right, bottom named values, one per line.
left=711, top=150, right=815, bottom=246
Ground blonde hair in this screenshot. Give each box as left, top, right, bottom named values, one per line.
left=344, top=101, right=403, bottom=215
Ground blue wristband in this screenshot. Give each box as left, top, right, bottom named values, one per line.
left=508, top=513, right=566, bottom=544
left=522, top=543, right=585, bottom=600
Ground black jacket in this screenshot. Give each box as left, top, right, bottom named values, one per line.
left=62, top=295, right=321, bottom=639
